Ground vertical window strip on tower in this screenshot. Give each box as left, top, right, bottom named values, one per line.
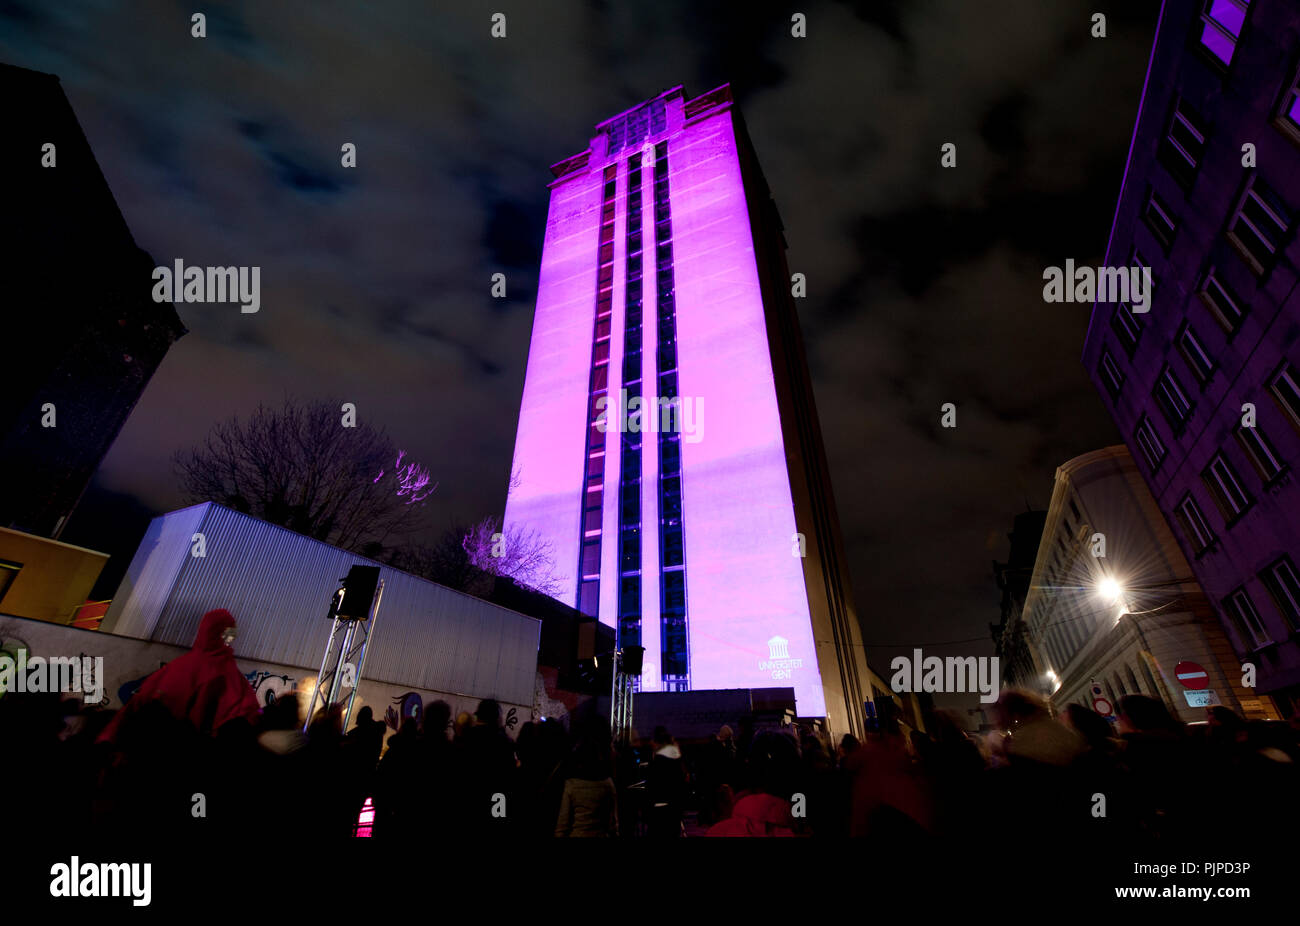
left=617, top=154, right=644, bottom=667
left=653, top=141, right=690, bottom=691
left=576, top=164, right=619, bottom=617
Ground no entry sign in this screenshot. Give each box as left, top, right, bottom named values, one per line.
left=1175, top=661, right=1209, bottom=690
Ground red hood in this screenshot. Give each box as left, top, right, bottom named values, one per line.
left=194, top=609, right=237, bottom=654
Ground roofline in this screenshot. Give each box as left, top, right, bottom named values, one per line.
left=591, top=85, right=686, bottom=131
left=0, top=526, right=109, bottom=558
left=164, top=502, right=543, bottom=628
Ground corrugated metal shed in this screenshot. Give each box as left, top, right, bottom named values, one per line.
left=103, top=503, right=541, bottom=706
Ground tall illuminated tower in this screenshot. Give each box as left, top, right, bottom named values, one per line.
left=505, top=85, right=871, bottom=735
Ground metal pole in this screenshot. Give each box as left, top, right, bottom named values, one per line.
left=609, top=647, right=620, bottom=737
left=304, top=612, right=344, bottom=732
left=342, top=579, right=384, bottom=732
left=326, top=621, right=356, bottom=710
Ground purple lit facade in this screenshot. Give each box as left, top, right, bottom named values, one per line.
left=504, top=86, right=872, bottom=735
left=1082, top=0, right=1300, bottom=714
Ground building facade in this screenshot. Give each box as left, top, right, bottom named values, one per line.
left=102, top=503, right=544, bottom=722
left=1081, top=0, right=1300, bottom=714
left=1018, top=446, right=1276, bottom=725
left=0, top=63, right=186, bottom=539
left=0, top=527, right=107, bottom=625
left=503, top=85, right=872, bottom=735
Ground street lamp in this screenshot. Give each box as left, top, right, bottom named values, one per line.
left=1097, top=577, right=1123, bottom=605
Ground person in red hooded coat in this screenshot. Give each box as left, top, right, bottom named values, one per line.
left=99, top=609, right=262, bottom=742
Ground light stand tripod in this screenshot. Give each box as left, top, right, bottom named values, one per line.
left=609, top=645, right=644, bottom=747
left=303, top=569, right=384, bottom=733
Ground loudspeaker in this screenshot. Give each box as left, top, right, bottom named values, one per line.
left=337, top=565, right=380, bottom=619
left=621, top=645, right=645, bottom=676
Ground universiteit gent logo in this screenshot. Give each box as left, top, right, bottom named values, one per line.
left=759, top=635, right=801, bottom=680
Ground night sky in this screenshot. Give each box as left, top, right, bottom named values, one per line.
left=1, top=1, right=1162, bottom=694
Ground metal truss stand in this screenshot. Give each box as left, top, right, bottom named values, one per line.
left=610, top=650, right=635, bottom=747
left=303, top=580, right=384, bottom=733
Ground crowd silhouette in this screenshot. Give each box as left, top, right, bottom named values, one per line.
left=2, top=610, right=1297, bottom=847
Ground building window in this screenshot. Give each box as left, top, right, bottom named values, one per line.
left=1130, top=247, right=1156, bottom=296
left=1176, top=323, right=1215, bottom=384
left=1269, top=361, right=1300, bottom=432
left=1098, top=349, right=1125, bottom=401
left=578, top=579, right=599, bottom=616
left=1111, top=302, right=1144, bottom=357
left=1203, top=452, right=1254, bottom=521
left=1159, top=97, right=1208, bottom=187
left=1175, top=492, right=1217, bottom=553
left=1235, top=422, right=1285, bottom=482
left=1140, top=658, right=1160, bottom=698
left=580, top=539, right=601, bottom=578
left=1135, top=416, right=1167, bottom=472
left=619, top=574, right=641, bottom=650
left=1260, top=556, right=1300, bottom=633
left=1125, top=664, right=1142, bottom=697
left=1143, top=188, right=1178, bottom=252
left=574, top=164, right=620, bottom=617
left=1199, top=270, right=1246, bottom=335
left=616, top=154, right=646, bottom=652
left=604, top=98, right=667, bottom=158
left=1227, top=178, right=1293, bottom=275
left=619, top=527, right=640, bottom=571
left=0, top=560, right=20, bottom=602
left=1276, top=62, right=1300, bottom=145
left=1223, top=586, right=1272, bottom=649
left=1197, top=0, right=1250, bottom=67
left=1153, top=366, right=1193, bottom=432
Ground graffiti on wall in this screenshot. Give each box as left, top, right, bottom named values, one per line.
left=0, top=633, right=29, bottom=699
left=117, top=666, right=296, bottom=709
left=246, top=671, right=297, bottom=707
left=385, top=692, right=423, bottom=731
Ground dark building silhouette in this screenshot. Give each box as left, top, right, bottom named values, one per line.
left=0, top=63, right=185, bottom=538
left=991, top=508, right=1047, bottom=687
left=1081, top=0, right=1300, bottom=714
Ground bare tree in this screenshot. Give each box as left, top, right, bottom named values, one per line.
left=174, top=398, right=435, bottom=555
left=386, top=527, right=495, bottom=598
left=461, top=515, right=565, bottom=598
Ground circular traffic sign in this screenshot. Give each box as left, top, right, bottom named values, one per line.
left=1175, top=661, right=1209, bottom=690
left=1092, top=696, right=1113, bottom=716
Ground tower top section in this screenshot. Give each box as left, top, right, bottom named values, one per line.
left=549, top=84, right=735, bottom=183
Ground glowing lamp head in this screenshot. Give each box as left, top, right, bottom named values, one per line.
left=1097, top=577, right=1123, bottom=605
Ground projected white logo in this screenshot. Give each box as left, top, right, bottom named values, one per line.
left=759, top=635, right=802, bottom=680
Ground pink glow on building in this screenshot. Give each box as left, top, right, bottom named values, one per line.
left=505, top=86, right=862, bottom=726
left=504, top=166, right=605, bottom=615
left=667, top=108, right=826, bottom=717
